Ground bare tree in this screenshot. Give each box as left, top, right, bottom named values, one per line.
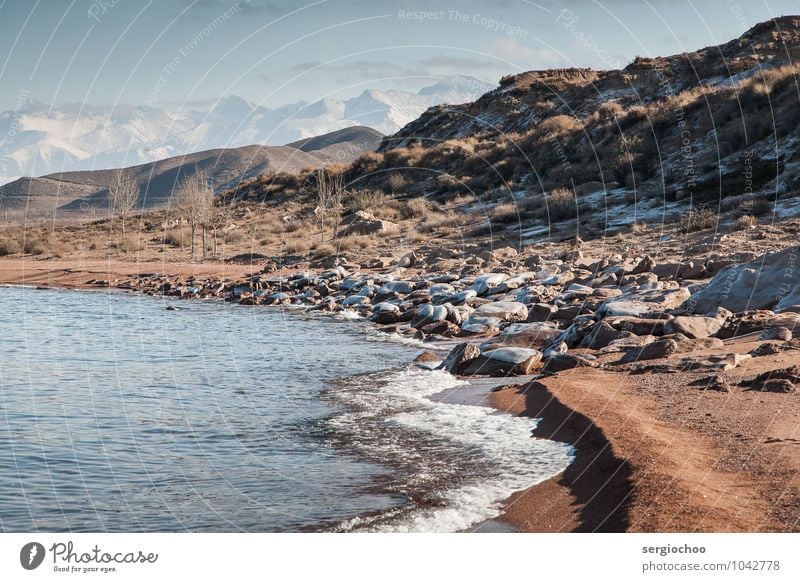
left=313, top=169, right=345, bottom=244
left=108, top=169, right=139, bottom=243
left=205, top=202, right=230, bottom=258
left=174, top=170, right=214, bottom=258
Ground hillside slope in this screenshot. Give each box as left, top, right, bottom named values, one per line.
left=230, top=16, right=800, bottom=246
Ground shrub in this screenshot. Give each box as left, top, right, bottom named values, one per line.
left=544, top=187, right=576, bottom=221
left=346, top=189, right=388, bottom=212
left=0, top=235, right=21, bottom=256
left=399, top=198, right=429, bottom=219
left=734, top=214, right=758, bottom=229
left=678, top=208, right=717, bottom=233
left=490, top=202, right=519, bottom=224
left=163, top=227, right=191, bottom=248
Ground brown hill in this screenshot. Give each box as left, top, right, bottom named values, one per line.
left=0, top=143, right=321, bottom=214
left=287, top=126, right=383, bottom=164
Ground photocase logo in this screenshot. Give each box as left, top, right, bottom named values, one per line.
left=20, top=542, right=46, bottom=570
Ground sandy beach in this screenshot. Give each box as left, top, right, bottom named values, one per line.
left=0, top=257, right=253, bottom=289
left=492, top=360, right=800, bottom=532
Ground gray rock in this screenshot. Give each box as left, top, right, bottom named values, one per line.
left=462, top=347, right=542, bottom=376
left=664, top=315, right=724, bottom=339
left=441, top=343, right=481, bottom=374
left=338, top=210, right=399, bottom=237
left=377, top=280, right=414, bottom=295
left=685, top=246, right=800, bottom=313
left=371, top=302, right=402, bottom=324
left=579, top=321, right=632, bottom=349
left=527, top=303, right=558, bottom=322
left=470, top=273, right=509, bottom=296
left=620, top=338, right=679, bottom=363
left=411, top=304, right=448, bottom=328
left=541, top=353, right=596, bottom=373
left=474, top=300, right=529, bottom=322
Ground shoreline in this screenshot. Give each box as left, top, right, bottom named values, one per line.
left=1, top=255, right=797, bottom=533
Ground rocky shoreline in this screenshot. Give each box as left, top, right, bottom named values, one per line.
left=2, top=242, right=799, bottom=531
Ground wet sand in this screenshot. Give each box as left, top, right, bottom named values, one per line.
left=490, top=363, right=799, bottom=532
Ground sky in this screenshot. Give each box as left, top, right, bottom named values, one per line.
left=1, top=0, right=799, bottom=110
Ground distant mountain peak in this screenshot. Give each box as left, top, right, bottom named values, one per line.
left=0, top=80, right=492, bottom=182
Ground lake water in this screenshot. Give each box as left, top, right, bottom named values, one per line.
left=0, top=286, right=571, bottom=532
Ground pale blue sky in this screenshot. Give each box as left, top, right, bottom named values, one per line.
left=1, top=0, right=799, bottom=110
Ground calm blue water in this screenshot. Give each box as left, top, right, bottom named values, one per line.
left=0, top=286, right=418, bottom=532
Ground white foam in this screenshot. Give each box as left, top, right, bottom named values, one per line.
left=363, top=329, right=444, bottom=350
left=332, top=369, right=573, bottom=533
left=334, top=309, right=363, bottom=321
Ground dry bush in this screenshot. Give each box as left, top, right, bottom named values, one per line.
left=435, top=173, right=461, bottom=194
left=387, top=173, right=407, bottom=193
left=0, top=235, right=21, bottom=256
left=678, top=208, right=717, bottom=233
left=597, top=101, right=624, bottom=123
left=544, top=187, right=576, bottom=221
left=112, top=236, right=146, bottom=254
left=538, top=114, right=582, bottom=137
left=630, top=221, right=649, bottom=234
left=311, top=243, right=337, bottom=257
left=163, top=227, right=192, bottom=248
left=346, top=189, right=389, bottom=213
left=734, top=214, right=758, bottom=229
left=284, top=238, right=311, bottom=254
left=490, top=202, right=519, bottom=224
left=336, top=234, right=376, bottom=252
left=399, top=198, right=430, bottom=219
left=223, top=228, right=246, bottom=244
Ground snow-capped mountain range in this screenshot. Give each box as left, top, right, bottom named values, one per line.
left=0, top=75, right=494, bottom=184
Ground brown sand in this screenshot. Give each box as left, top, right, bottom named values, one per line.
left=490, top=363, right=799, bottom=532
left=0, top=257, right=251, bottom=289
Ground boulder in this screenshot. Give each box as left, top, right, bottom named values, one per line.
left=338, top=210, right=399, bottom=237
left=619, top=338, right=679, bottom=363
left=748, top=365, right=800, bottom=393
left=462, top=347, right=542, bottom=376
left=473, top=301, right=529, bottom=322
left=460, top=315, right=502, bottom=336
left=419, top=320, right=462, bottom=337
left=685, top=246, right=800, bottom=313
left=441, top=343, right=481, bottom=374
left=342, top=295, right=370, bottom=306
left=479, top=322, right=561, bottom=350
left=377, top=280, right=414, bottom=295
left=470, top=273, right=509, bottom=296
left=598, top=287, right=691, bottom=317
left=527, top=303, right=558, bottom=322
left=717, top=311, right=800, bottom=338
left=411, top=304, right=448, bottom=328
left=395, top=252, right=418, bottom=268
left=672, top=336, right=725, bottom=352
left=606, top=316, right=670, bottom=336
left=579, top=321, right=633, bottom=349
left=541, top=353, right=596, bottom=373
left=371, top=302, right=402, bottom=324
left=664, top=315, right=723, bottom=339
